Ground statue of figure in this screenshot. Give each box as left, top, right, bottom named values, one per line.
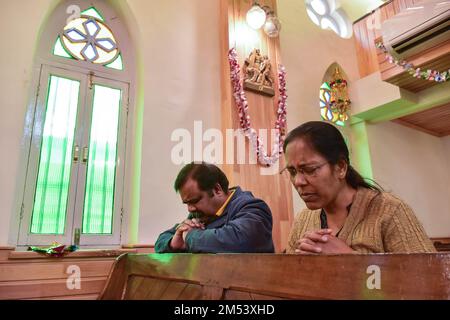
left=243, top=49, right=262, bottom=82
left=256, top=55, right=274, bottom=87
left=248, top=49, right=259, bottom=66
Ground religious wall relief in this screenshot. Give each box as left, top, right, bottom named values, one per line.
left=242, top=49, right=275, bottom=96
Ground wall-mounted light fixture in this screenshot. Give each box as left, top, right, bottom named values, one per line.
left=246, top=2, right=282, bottom=37
left=263, top=10, right=282, bottom=38
left=246, top=3, right=267, bottom=29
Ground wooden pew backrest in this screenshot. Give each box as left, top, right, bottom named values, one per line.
left=99, top=253, right=450, bottom=300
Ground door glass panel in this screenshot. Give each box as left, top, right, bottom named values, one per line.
left=30, top=75, right=80, bottom=234
left=82, top=85, right=121, bottom=234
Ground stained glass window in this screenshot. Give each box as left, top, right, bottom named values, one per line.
left=52, top=6, right=122, bottom=69
left=320, top=82, right=344, bottom=127
left=30, top=76, right=80, bottom=234
left=81, top=7, right=104, bottom=21
left=26, top=3, right=130, bottom=243
left=53, top=36, right=73, bottom=59
left=105, top=53, right=123, bottom=70
left=82, top=85, right=122, bottom=234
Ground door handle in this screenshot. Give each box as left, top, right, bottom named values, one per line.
left=74, top=228, right=81, bottom=246
left=73, top=145, right=80, bottom=162
left=82, top=147, right=89, bottom=164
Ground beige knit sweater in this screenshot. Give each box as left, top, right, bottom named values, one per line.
left=286, top=187, right=436, bottom=254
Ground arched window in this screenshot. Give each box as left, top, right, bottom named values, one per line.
left=18, top=1, right=134, bottom=247
left=305, top=0, right=353, bottom=39
left=319, top=81, right=345, bottom=126
left=320, top=62, right=350, bottom=127
left=53, top=6, right=123, bottom=69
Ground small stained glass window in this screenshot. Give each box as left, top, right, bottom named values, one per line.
left=320, top=82, right=344, bottom=127
left=52, top=6, right=122, bottom=69
left=53, top=36, right=73, bottom=59
left=105, top=53, right=123, bottom=70
left=81, top=7, right=105, bottom=21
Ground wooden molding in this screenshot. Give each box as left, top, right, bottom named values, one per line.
left=0, top=276, right=107, bottom=300
left=0, top=260, right=114, bottom=282
left=392, top=102, right=450, bottom=137
left=432, top=238, right=450, bottom=252
left=392, top=119, right=443, bottom=137
left=0, top=246, right=15, bottom=250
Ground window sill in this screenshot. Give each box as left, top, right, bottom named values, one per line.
left=8, top=248, right=138, bottom=260
left=121, top=244, right=155, bottom=253
left=121, top=244, right=154, bottom=249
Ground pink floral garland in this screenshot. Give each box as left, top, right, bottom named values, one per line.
left=228, top=48, right=287, bottom=166
left=376, top=42, right=449, bottom=82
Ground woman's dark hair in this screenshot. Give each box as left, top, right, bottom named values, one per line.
left=174, top=162, right=229, bottom=195
left=283, top=121, right=382, bottom=192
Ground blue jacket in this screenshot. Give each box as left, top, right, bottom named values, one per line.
left=154, top=187, right=274, bottom=253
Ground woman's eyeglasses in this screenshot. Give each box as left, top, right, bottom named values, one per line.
left=280, top=162, right=328, bottom=180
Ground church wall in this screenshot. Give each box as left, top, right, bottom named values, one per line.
left=367, top=121, right=450, bottom=237
left=0, top=0, right=56, bottom=245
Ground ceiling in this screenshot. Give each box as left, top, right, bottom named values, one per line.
left=393, top=102, right=450, bottom=137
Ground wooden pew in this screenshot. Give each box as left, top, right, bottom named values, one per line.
left=99, top=253, right=450, bottom=300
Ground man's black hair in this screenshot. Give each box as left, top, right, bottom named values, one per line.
left=174, top=162, right=229, bottom=195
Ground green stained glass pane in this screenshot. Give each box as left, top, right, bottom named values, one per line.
left=81, top=7, right=104, bottom=21
left=53, top=36, right=73, bottom=59
left=320, top=82, right=331, bottom=90
left=82, top=85, right=121, bottom=234
left=105, top=54, right=123, bottom=70
left=31, top=76, right=80, bottom=234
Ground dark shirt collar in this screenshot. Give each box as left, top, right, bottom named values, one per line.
left=320, top=202, right=353, bottom=237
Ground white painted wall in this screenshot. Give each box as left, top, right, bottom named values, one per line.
left=0, top=0, right=56, bottom=245
left=127, top=0, right=221, bottom=244
left=367, top=121, right=450, bottom=237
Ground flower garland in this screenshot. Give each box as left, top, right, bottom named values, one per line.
left=376, top=42, right=450, bottom=83
left=228, top=48, right=288, bottom=167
